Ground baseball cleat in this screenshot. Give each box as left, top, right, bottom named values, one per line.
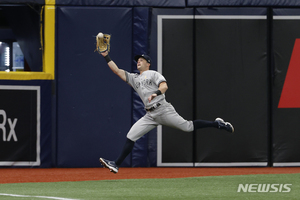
left=215, top=118, right=234, bottom=133
left=99, top=158, right=119, bottom=174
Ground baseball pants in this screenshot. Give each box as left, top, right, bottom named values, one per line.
left=127, top=102, right=193, bottom=142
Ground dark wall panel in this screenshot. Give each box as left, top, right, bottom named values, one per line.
left=150, top=8, right=194, bottom=166
left=188, top=0, right=300, bottom=6
left=162, top=18, right=194, bottom=163
left=272, top=9, right=300, bottom=166
left=194, top=8, right=269, bottom=166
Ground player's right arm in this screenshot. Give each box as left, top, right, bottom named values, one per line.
left=101, top=51, right=126, bottom=82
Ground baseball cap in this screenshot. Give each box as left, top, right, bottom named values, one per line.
left=134, top=54, right=151, bottom=64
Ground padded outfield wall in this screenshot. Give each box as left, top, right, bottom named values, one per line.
left=1, top=0, right=300, bottom=167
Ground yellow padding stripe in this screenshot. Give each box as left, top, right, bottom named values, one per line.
left=0, top=72, right=53, bottom=80
left=43, top=5, right=55, bottom=79
left=45, top=0, right=56, bottom=5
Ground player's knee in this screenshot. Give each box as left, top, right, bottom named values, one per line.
left=179, top=121, right=194, bottom=132
left=126, top=134, right=138, bottom=142
left=181, top=127, right=193, bottom=132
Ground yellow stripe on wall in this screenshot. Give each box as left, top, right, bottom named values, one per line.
left=45, top=0, right=56, bottom=4
left=0, top=72, right=53, bottom=80
left=43, top=5, right=56, bottom=79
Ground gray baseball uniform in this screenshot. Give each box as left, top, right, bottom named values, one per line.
left=125, top=70, right=193, bottom=142
left=99, top=53, right=234, bottom=173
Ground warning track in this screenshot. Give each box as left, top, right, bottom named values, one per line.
left=1, top=167, right=300, bottom=184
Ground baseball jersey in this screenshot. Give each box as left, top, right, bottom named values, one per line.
left=125, top=70, right=166, bottom=108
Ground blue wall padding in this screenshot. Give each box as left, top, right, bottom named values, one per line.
left=131, top=7, right=150, bottom=167
left=55, top=6, right=133, bottom=167
left=7, top=0, right=297, bottom=7
left=0, top=0, right=44, bottom=4
left=55, top=0, right=186, bottom=7
left=4, top=0, right=299, bottom=7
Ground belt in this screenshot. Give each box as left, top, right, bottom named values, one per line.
left=145, top=103, right=161, bottom=112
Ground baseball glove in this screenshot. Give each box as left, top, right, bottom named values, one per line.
left=95, top=32, right=111, bottom=53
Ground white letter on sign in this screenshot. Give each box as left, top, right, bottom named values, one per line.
left=7, top=118, right=18, bottom=142
left=0, top=110, right=7, bottom=141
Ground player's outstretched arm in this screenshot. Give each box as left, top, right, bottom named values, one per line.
left=101, top=51, right=126, bottom=82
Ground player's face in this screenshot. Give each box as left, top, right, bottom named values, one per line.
left=137, top=58, right=150, bottom=71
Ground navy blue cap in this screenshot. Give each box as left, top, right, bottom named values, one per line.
left=134, top=54, right=151, bottom=64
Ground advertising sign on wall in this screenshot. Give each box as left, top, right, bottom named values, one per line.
left=0, top=85, right=40, bottom=166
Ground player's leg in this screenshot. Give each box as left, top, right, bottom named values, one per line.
left=100, top=114, right=158, bottom=173
left=159, top=103, right=234, bottom=133
left=193, top=119, right=218, bottom=129
left=114, top=114, right=157, bottom=165
left=157, top=103, right=193, bottom=131
left=114, top=138, right=135, bottom=166
left=126, top=114, right=158, bottom=142
left=193, top=118, right=234, bottom=132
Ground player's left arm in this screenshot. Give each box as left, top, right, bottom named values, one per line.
left=158, top=81, right=168, bottom=94
left=148, top=81, right=168, bottom=103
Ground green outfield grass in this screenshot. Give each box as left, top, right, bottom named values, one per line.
left=0, top=173, right=299, bottom=200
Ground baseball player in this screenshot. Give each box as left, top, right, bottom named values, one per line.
left=99, top=51, right=234, bottom=173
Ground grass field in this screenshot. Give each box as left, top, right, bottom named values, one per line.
left=0, top=173, right=299, bottom=200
